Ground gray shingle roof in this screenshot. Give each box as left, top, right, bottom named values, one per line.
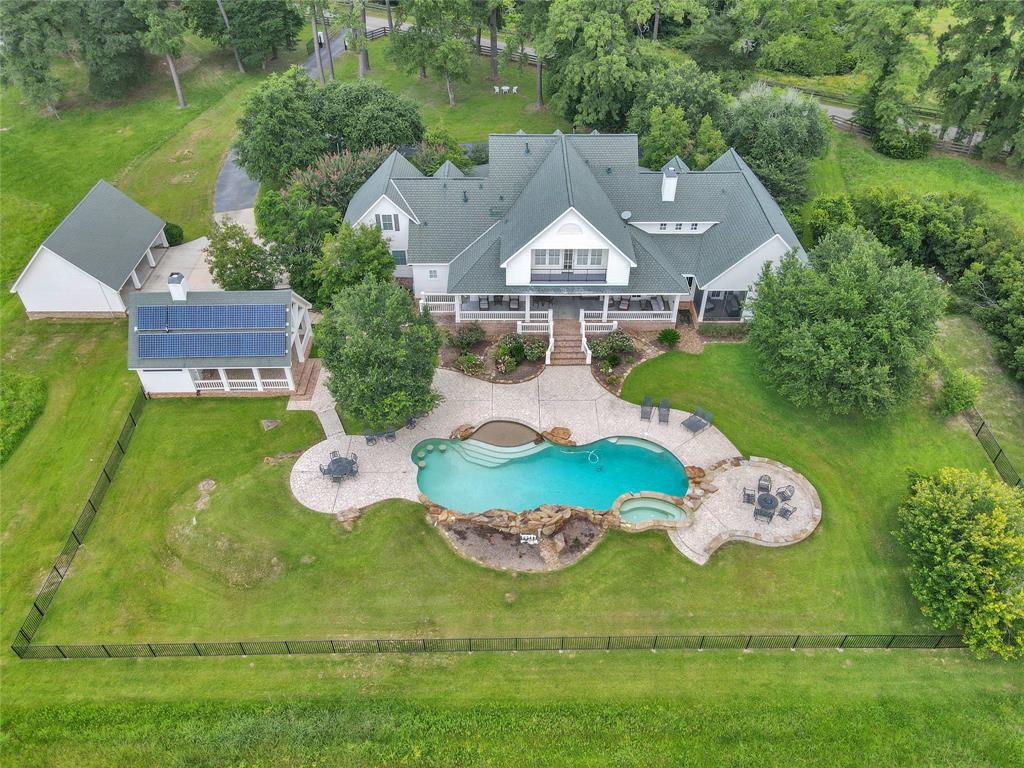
left=432, top=160, right=465, bottom=178
left=343, top=151, right=422, bottom=225
left=343, top=134, right=804, bottom=292
left=39, top=180, right=164, bottom=289
left=127, top=290, right=296, bottom=369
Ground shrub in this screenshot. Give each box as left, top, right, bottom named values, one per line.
left=599, top=359, right=614, bottom=375
left=451, top=322, right=486, bottom=354
left=699, top=322, right=749, bottom=339
left=410, top=127, right=474, bottom=175
left=873, top=125, right=935, bottom=160
left=523, top=337, right=548, bottom=362
left=807, top=195, right=856, bottom=244
left=455, top=353, right=483, bottom=375
left=493, top=354, right=516, bottom=374
left=657, top=328, right=681, bottom=348
left=606, top=374, right=621, bottom=388
left=937, top=367, right=981, bottom=417
left=314, top=223, right=395, bottom=308
left=496, top=333, right=526, bottom=364
left=204, top=220, right=279, bottom=291
left=590, top=330, right=635, bottom=362
left=163, top=223, right=184, bottom=246
left=465, top=141, right=488, bottom=165
left=895, top=467, right=1024, bottom=658
left=0, top=370, right=46, bottom=464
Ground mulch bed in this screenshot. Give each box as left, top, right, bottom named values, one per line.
left=439, top=340, right=545, bottom=384
left=590, top=324, right=704, bottom=395
left=439, top=516, right=605, bottom=572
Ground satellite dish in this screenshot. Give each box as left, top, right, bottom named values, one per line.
left=621, top=211, right=632, bottom=221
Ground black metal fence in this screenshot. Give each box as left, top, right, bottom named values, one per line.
left=9, top=388, right=968, bottom=661
left=14, top=633, right=965, bottom=659
left=10, top=391, right=146, bottom=657
left=963, top=408, right=1022, bottom=487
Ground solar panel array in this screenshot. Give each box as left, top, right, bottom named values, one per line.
left=138, top=332, right=288, bottom=360
left=136, top=304, right=287, bottom=331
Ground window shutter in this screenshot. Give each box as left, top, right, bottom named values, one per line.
left=394, top=216, right=400, bottom=232
left=375, top=214, right=382, bottom=228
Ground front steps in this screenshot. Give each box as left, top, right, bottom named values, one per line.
left=289, top=358, right=321, bottom=401
left=549, top=320, right=588, bottom=366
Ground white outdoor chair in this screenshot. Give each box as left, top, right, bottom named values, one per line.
left=512, top=86, right=518, bottom=94
left=501, top=86, right=510, bottom=94
left=493, top=85, right=500, bottom=94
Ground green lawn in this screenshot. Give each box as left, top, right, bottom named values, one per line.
left=937, top=314, right=1024, bottom=471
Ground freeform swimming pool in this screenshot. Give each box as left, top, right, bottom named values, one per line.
left=412, top=434, right=688, bottom=514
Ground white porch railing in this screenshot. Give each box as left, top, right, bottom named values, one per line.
left=582, top=309, right=677, bottom=322
left=518, top=309, right=554, bottom=364
left=194, top=379, right=223, bottom=391
left=460, top=310, right=527, bottom=321
left=225, top=379, right=258, bottom=391
left=419, top=293, right=457, bottom=314
left=261, top=379, right=290, bottom=389
left=579, top=309, right=618, bottom=365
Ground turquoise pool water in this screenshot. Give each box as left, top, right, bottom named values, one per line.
left=619, top=496, right=686, bottom=524
left=412, top=436, right=688, bottom=514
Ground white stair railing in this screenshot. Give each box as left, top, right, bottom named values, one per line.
left=579, top=308, right=617, bottom=365
left=517, top=309, right=554, bottom=365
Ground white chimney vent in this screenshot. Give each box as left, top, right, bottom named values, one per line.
left=168, top=272, right=188, bottom=301
left=661, top=166, right=678, bottom=202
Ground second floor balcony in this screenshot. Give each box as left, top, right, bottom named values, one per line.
left=529, top=267, right=608, bottom=284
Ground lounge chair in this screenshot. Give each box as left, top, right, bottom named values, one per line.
left=618, top=296, right=630, bottom=311
left=650, top=296, right=665, bottom=312
left=658, top=397, right=670, bottom=424
left=384, top=428, right=397, bottom=442
left=742, top=487, right=756, bottom=504
left=509, top=295, right=520, bottom=311
left=776, top=484, right=795, bottom=502
left=778, top=502, right=795, bottom=520
left=478, top=296, right=489, bottom=311
left=703, top=410, right=713, bottom=427
left=365, top=432, right=379, bottom=446
left=493, top=85, right=500, bottom=94
left=758, top=475, right=772, bottom=493
left=753, top=507, right=774, bottom=523
left=640, top=395, right=653, bottom=421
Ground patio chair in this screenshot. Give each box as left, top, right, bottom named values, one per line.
left=753, top=507, right=774, bottom=523
left=349, top=463, right=359, bottom=477
left=776, top=484, right=795, bottom=502
left=742, top=487, right=756, bottom=504
left=364, top=432, right=379, bottom=446
left=501, top=86, right=510, bottom=94
left=493, top=85, right=500, bottom=94
left=478, top=296, right=490, bottom=311
left=618, top=296, right=630, bottom=311
left=703, top=410, right=713, bottom=427
left=681, top=408, right=709, bottom=434
left=319, top=463, right=330, bottom=476
left=330, top=473, right=342, bottom=484
left=650, top=295, right=665, bottom=312
left=778, top=502, right=795, bottom=520
left=384, top=428, right=397, bottom=442
left=349, top=452, right=358, bottom=464
left=512, top=86, right=519, bottom=94
left=329, top=449, right=341, bottom=460
left=509, top=295, right=520, bottom=311
left=758, top=474, right=772, bottom=493
left=640, top=395, right=654, bottom=421
left=658, top=397, right=670, bottom=424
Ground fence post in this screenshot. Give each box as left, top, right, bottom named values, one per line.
left=745, top=635, right=752, bottom=649
left=194, top=642, right=202, bottom=656
left=376, top=639, right=382, bottom=653
left=147, top=643, right=155, bottom=656
left=792, top=635, right=800, bottom=650
left=933, top=635, right=943, bottom=649
left=653, top=635, right=659, bottom=650
left=102, top=644, right=111, bottom=657
left=57, top=645, right=67, bottom=658
left=886, top=635, right=896, bottom=648
left=839, top=634, right=848, bottom=649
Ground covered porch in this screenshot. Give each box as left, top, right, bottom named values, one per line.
left=696, top=289, right=747, bottom=322
left=190, top=366, right=294, bottom=393
left=422, top=293, right=687, bottom=324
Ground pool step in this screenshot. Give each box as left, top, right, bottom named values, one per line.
left=452, top=439, right=547, bottom=468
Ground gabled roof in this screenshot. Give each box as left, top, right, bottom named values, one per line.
left=28, top=180, right=164, bottom=289
left=127, top=290, right=298, bottom=370
left=662, top=156, right=690, bottom=173
left=432, top=160, right=465, bottom=179
left=344, top=150, right=422, bottom=224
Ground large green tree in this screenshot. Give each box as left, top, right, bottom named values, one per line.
left=316, top=281, right=442, bottom=430
left=126, top=0, right=188, bottom=108
left=288, top=147, right=395, bottom=211
left=182, top=0, right=301, bottom=70
left=234, top=66, right=327, bottom=186
left=638, top=105, right=692, bottom=169
left=722, top=83, right=829, bottom=203
left=748, top=225, right=946, bottom=415
left=74, top=0, right=151, bottom=99
left=319, top=81, right=424, bottom=152
left=315, top=223, right=396, bottom=306
left=0, top=0, right=66, bottom=111
left=928, top=0, right=1024, bottom=166
left=895, top=467, right=1024, bottom=659
left=503, top=0, right=549, bottom=107
left=391, top=0, right=473, bottom=107
left=204, top=220, right=279, bottom=290
left=626, top=59, right=726, bottom=137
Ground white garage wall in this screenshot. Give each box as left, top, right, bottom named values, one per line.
left=137, top=369, right=196, bottom=394
left=13, top=247, right=126, bottom=314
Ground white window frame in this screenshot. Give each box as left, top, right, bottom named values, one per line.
left=709, top=290, right=724, bottom=299
left=690, top=222, right=699, bottom=231
left=659, top=222, right=668, bottom=231
left=588, top=249, right=606, bottom=266
left=675, top=223, right=684, bottom=231
left=533, top=249, right=547, bottom=266
left=428, top=269, right=438, bottom=279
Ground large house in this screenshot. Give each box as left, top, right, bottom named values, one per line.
left=344, top=131, right=803, bottom=329
left=127, top=274, right=314, bottom=396
left=11, top=180, right=169, bottom=318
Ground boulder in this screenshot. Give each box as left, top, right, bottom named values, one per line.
left=551, top=532, right=566, bottom=553
left=542, top=427, right=575, bottom=446
left=684, top=465, right=706, bottom=480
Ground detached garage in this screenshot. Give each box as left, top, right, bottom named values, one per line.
left=10, top=180, right=168, bottom=318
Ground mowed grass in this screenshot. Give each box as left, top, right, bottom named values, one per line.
left=937, top=314, right=1024, bottom=470
left=29, top=343, right=988, bottom=644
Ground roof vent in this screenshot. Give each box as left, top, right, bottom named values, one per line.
left=525, top=142, right=530, bottom=155
left=605, top=166, right=612, bottom=175
left=620, top=211, right=632, bottom=221
left=167, top=272, right=187, bottom=302
left=462, top=190, right=469, bottom=203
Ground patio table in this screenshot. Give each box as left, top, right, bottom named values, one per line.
left=756, top=492, right=778, bottom=512
left=326, top=457, right=356, bottom=479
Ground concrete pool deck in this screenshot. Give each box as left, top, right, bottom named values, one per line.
left=288, top=365, right=821, bottom=564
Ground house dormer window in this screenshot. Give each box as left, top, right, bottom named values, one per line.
left=675, top=223, right=684, bottom=231
left=690, top=222, right=698, bottom=231
left=659, top=223, right=667, bottom=231
left=375, top=213, right=399, bottom=231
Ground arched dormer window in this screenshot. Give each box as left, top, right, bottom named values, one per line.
left=557, top=222, right=582, bottom=235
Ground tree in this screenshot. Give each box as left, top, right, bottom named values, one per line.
left=0, top=1, right=66, bottom=112
left=204, top=220, right=279, bottom=290
left=390, top=0, right=473, bottom=106
left=409, top=126, right=474, bottom=174
left=289, top=147, right=395, bottom=211
left=182, top=0, right=301, bottom=70
left=233, top=66, right=327, bottom=186
left=627, top=0, right=706, bottom=42
left=126, top=0, right=188, bottom=108
left=308, top=1, right=326, bottom=85
left=688, top=114, right=727, bottom=170
left=928, top=0, right=1024, bottom=166
left=626, top=60, right=725, bottom=138
left=895, top=467, right=1024, bottom=659
left=74, top=0, right=150, bottom=99
left=723, top=83, right=829, bottom=203
left=319, top=80, right=424, bottom=152
left=316, top=280, right=442, bottom=430
left=315, top=223, right=396, bottom=306
left=340, top=0, right=372, bottom=78
left=638, top=105, right=692, bottom=169
left=807, top=194, right=856, bottom=243
left=748, top=225, right=946, bottom=415
left=255, top=184, right=340, bottom=301
left=503, top=0, right=549, bottom=107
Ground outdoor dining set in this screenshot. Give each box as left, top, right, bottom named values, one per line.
left=640, top=397, right=713, bottom=434
left=743, top=475, right=796, bottom=523
left=319, top=450, right=359, bottom=483
left=493, top=85, right=519, bottom=94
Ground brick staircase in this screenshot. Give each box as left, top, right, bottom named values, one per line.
left=549, top=320, right=587, bottom=366
left=289, top=358, right=321, bottom=401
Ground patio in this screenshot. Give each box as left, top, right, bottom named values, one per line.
left=288, top=366, right=821, bottom=564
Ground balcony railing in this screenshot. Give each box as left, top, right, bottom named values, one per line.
left=530, top=269, right=607, bottom=284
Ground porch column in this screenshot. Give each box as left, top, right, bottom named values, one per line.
left=698, top=290, right=709, bottom=323
left=671, top=294, right=681, bottom=320
left=524, top=294, right=531, bottom=317
left=218, top=368, right=230, bottom=391
left=253, top=367, right=264, bottom=392
left=284, top=366, right=295, bottom=391
left=130, top=269, right=141, bottom=289
left=145, top=248, right=155, bottom=267
left=454, top=295, right=462, bottom=323
left=602, top=294, right=610, bottom=322
left=157, top=229, right=169, bottom=247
